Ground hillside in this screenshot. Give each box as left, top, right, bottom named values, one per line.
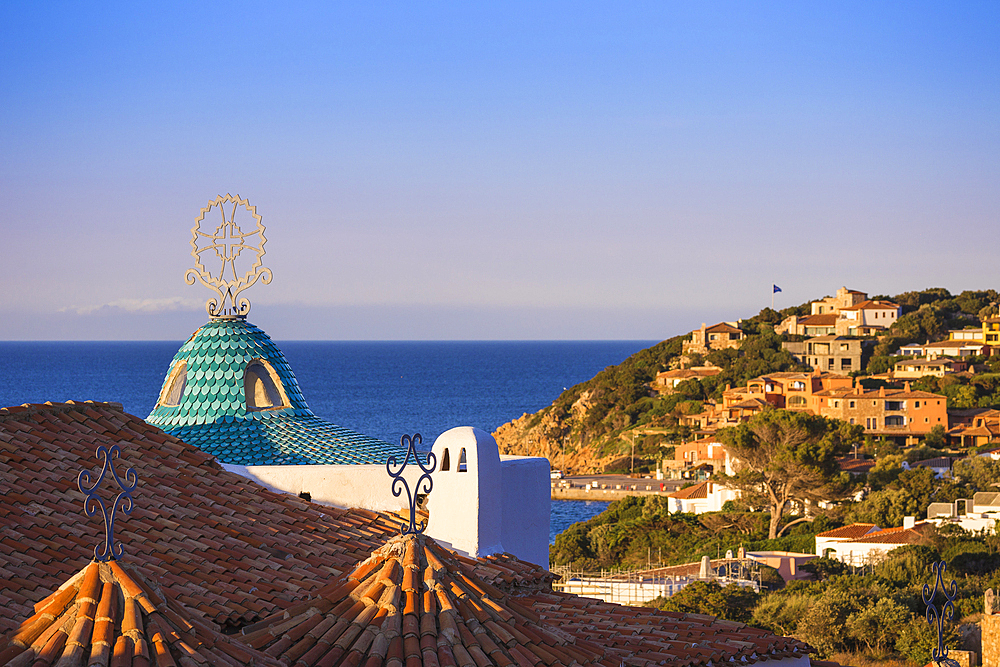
left=493, top=288, right=1000, bottom=474
left=493, top=316, right=804, bottom=473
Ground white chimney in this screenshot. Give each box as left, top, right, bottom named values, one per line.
left=425, top=427, right=504, bottom=559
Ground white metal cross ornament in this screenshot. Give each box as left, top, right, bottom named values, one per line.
left=185, top=194, right=273, bottom=318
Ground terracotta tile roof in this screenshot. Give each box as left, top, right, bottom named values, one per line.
left=911, top=457, right=953, bottom=469
left=839, top=300, right=899, bottom=311
left=815, top=523, right=880, bottom=539
left=704, top=323, right=742, bottom=334
left=0, top=400, right=401, bottom=635
left=851, top=524, right=932, bottom=545
left=241, top=533, right=614, bottom=667
left=0, top=559, right=280, bottom=667
left=837, top=457, right=875, bottom=474
left=669, top=481, right=710, bottom=500
left=147, top=319, right=405, bottom=465
left=799, top=314, right=838, bottom=326
left=0, top=400, right=808, bottom=667
left=523, top=590, right=810, bottom=665
left=727, top=398, right=768, bottom=409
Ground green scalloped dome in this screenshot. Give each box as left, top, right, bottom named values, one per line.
left=147, top=319, right=404, bottom=466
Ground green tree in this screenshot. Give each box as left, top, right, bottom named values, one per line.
left=896, top=614, right=959, bottom=665
left=649, top=580, right=760, bottom=623
left=795, top=589, right=856, bottom=657
left=954, top=456, right=1000, bottom=492
left=846, top=598, right=910, bottom=657
left=924, top=424, right=948, bottom=449
left=718, top=410, right=863, bottom=539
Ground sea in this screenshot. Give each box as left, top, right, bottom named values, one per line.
left=0, top=340, right=651, bottom=542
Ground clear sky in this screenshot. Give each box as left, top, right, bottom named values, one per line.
left=1, top=2, right=997, bottom=340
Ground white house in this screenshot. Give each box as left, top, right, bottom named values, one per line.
left=666, top=480, right=740, bottom=514
left=816, top=520, right=933, bottom=566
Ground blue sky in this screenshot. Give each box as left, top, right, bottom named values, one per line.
left=1, top=2, right=997, bottom=340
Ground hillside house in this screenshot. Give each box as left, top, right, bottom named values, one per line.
left=782, top=335, right=870, bottom=374
left=904, top=456, right=954, bottom=478
left=652, top=365, right=721, bottom=394
left=810, top=287, right=869, bottom=315
left=739, top=371, right=853, bottom=411
left=983, top=315, right=1000, bottom=346
left=893, top=357, right=966, bottom=379
left=666, top=479, right=741, bottom=514
left=812, top=381, right=948, bottom=443
left=779, top=313, right=839, bottom=337
left=836, top=299, right=901, bottom=334
left=664, top=437, right=734, bottom=479
left=911, top=339, right=994, bottom=358
left=683, top=321, right=745, bottom=355
left=816, top=521, right=934, bottom=566
left=776, top=288, right=901, bottom=337
left=950, top=408, right=1000, bottom=448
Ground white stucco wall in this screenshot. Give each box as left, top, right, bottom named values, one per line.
left=222, top=426, right=552, bottom=569
left=500, top=454, right=550, bottom=569
left=219, top=462, right=427, bottom=512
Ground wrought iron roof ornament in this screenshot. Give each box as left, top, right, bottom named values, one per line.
left=386, top=434, right=437, bottom=535
left=77, top=444, right=138, bottom=561
left=185, top=193, right=273, bottom=319
left=923, top=560, right=960, bottom=667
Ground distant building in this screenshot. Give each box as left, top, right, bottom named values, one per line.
left=652, top=365, right=721, bottom=394
left=664, top=438, right=733, bottom=479
left=836, top=299, right=901, bottom=333
left=776, top=287, right=900, bottom=336
left=904, top=339, right=994, bottom=358
left=666, top=480, right=740, bottom=514
left=893, top=357, right=966, bottom=379
left=816, top=521, right=934, bottom=565
left=781, top=313, right=839, bottom=337
left=904, top=456, right=954, bottom=479
left=837, top=456, right=876, bottom=475
left=783, top=335, right=870, bottom=374
left=949, top=408, right=1000, bottom=448
left=683, top=322, right=745, bottom=355
left=810, top=287, right=869, bottom=315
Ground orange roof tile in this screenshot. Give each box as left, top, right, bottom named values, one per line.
left=524, top=590, right=809, bottom=665
left=242, top=533, right=613, bottom=667
left=0, top=401, right=809, bottom=667
left=851, top=524, right=933, bottom=545
left=799, top=314, right=838, bottom=326
left=669, top=481, right=710, bottom=500
left=839, top=300, right=899, bottom=311
left=815, top=523, right=880, bottom=539
left=0, top=401, right=402, bottom=635
left=0, top=559, right=279, bottom=667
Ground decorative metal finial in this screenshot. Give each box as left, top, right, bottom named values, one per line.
left=77, top=445, right=138, bottom=561
left=386, top=434, right=437, bottom=535
left=185, top=193, right=272, bottom=319
left=923, top=560, right=960, bottom=667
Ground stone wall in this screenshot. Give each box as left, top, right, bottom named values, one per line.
left=983, top=614, right=1000, bottom=667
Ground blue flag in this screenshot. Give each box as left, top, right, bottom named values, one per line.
left=773, top=285, right=782, bottom=293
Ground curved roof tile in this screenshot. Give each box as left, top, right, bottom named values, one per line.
left=0, top=559, right=279, bottom=667
left=241, top=534, right=614, bottom=667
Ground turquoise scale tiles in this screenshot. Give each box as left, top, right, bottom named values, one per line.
left=146, top=318, right=405, bottom=466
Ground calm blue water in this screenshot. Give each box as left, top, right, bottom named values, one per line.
left=0, top=339, right=641, bottom=538
left=551, top=500, right=610, bottom=544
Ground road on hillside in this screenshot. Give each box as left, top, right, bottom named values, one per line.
left=557, top=474, right=685, bottom=493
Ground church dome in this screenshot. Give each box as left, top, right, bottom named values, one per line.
left=147, top=318, right=403, bottom=466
